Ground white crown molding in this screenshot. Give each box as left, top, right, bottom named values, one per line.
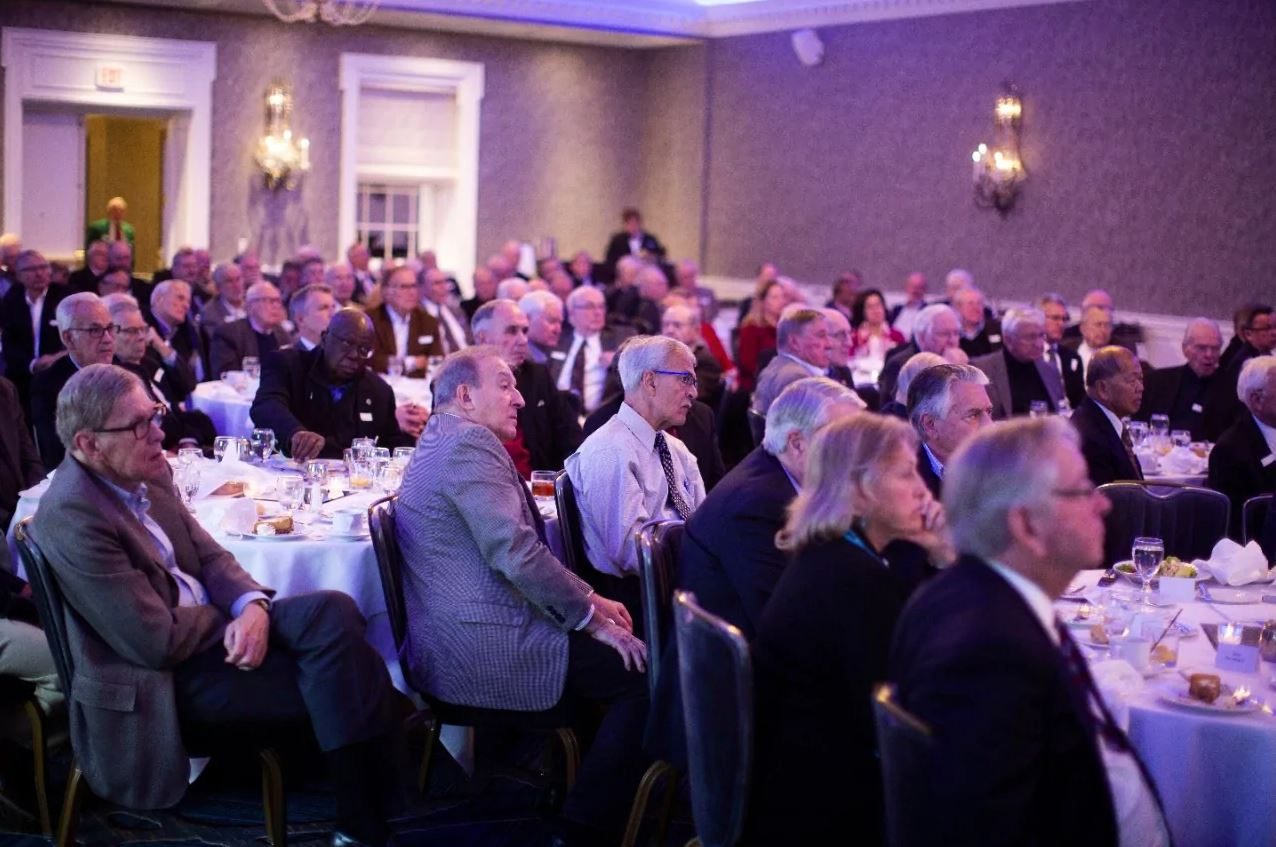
left=695, top=0, right=1092, bottom=37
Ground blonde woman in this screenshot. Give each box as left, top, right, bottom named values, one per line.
left=745, top=413, right=951, bottom=846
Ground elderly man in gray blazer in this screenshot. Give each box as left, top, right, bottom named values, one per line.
left=207, top=281, right=292, bottom=375
left=751, top=307, right=834, bottom=415
left=395, top=345, right=648, bottom=845
left=971, top=307, right=1064, bottom=420
left=33, top=364, right=401, bottom=847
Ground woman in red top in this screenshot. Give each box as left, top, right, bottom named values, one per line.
left=737, top=279, right=787, bottom=392
left=849, top=288, right=905, bottom=360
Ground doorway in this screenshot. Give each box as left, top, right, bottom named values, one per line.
left=84, top=115, right=166, bottom=274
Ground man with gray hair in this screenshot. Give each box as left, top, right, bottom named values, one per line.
left=752, top=307, right=833, bottom=415
left=890, top=417, right=1168, bottom=847
left=1037, top=293, right=1086, bottom=410
left=68, top=239, right=110, bottom=294
left=971, top=307, right=1060, bottom=419
left=519, top=289, right=565, bottom=369
left=953, top=286, right=1002, bottom=359
left=556, top=285, right=634, bottom=415
left=200, top=262, right=247, bottom=327
left=396, top=345, right=647, bottom=843
left=879, top=303, right=965, bottom=403
left=1208, top=355, right=1276, bottom=538
left=663, top=300, right=724, bottom=404
left=566, top=336, right=706, bottom=602
left=147, top=279, right=204, bottom=381
left=1070, top=346, right=1146, bottom=485
left=208, top=281, right=291, bottom=375
left=31, top=292, right=116, bottom=467
left=1137, top=317, right=1222, bottom=439
left=907, top=363, right=993, bottom=496
left=288, top=282, right=336, bottom=351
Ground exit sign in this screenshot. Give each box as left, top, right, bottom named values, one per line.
left=95, top=65, right=124, bottom=91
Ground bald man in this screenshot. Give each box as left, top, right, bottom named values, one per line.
left=1136, top=318, right=1222, bottom=439
left=208, top=282, right=291, bottom=375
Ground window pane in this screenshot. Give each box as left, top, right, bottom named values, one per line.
left=368, top=191, right=387, bottom=224
left=368, top=231, right=386, bottom=260
left=391, top=231, right=409, bottom=259
left=392, top=192, right=413, bottom=224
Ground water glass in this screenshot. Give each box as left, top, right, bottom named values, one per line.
left=242, top=356, right=261, bottom=380
left=386, top=356, right=404, bottom=379
left=351, top=437, right=376, bottom=462
left=1149, top=414, right=1170, bottom=438
left=305, top=460, right=329, bottom=485
left=1029, top=400, right=1049, bottom=419
left=213, top=435, right=238, bottom=463
left=1171, top=429, right=1191, bottom=449
left=250, top=428, right=276, bottom=463
left=392, top=447, right=414, bottom=468
left=177, top=446, right=203, bottom=467
left=1127, top=420, right=1149, bottom=450
left=177, top=464, right=200, bottom=509
left=1131, top=536, right=1165, bottom=607
left=277, top=475, right=305, bottom=513
left=377, top=462, right=404, bottom=494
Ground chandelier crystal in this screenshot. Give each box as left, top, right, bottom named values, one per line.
left=255, top=85, right=310, bottom=191
left=261, top=0, right=380, bottom=26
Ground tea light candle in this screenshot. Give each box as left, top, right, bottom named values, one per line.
left=1219, top=623, right=1244, bottom=646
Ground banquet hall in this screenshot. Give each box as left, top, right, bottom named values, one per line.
left=0, top=0, right=1274, bottom=845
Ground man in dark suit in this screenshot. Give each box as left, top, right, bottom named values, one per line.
left=953, top=286, right=1002, bottom=358
left=34, top=363, right=402, bottom=845
left=251, top=309, right=416, bottom=461
left=907, top=363, right=994, bottom=498
left=31, top=294, right=117, bottom=468
left=364, top=266, right=443, bottom=378
left=661, top=302, right=725, bottom=407
left=602, top=207, right=665, bottom=277
left=1, top=250, right=66, bottom=413
left=1208, top=355, right=1276, bottom=538
left=147, top=280, right=205, bottom=382
left=460, top=266, right=497, bottom=322
left=1136, top=318, right=1222, bottom=440
left=1203, top=304, right=1275, bottom=440
left=520, top=290, right=566, bottom=371
left=970, top=308, right=1062, bottom=420
left=1038, top=293, right=1086, bottom=410
left=395, top=346, right=646, bottom=844
left=1061, top=289, right=1142, bottom=355
left=1070, top=346, right=1145, bottom=486
left=0, top=376, right=43, bottom=532
left=199, top=262, right=248, bottom=329
left=208, top=282, right=292, bottom=375
left=890, top=417, right=1168, bottom=847
left=470, top=299, right=582, bottom=475
left=68, top=241, right=110, bottom=294
left=879, top=304, right=963, bottom=404
left=556, top=286, right=634, bottom=416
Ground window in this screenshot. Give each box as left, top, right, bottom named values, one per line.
left=356, top=183, right=418, bottom=263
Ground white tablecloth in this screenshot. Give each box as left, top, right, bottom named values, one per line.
left=1062, top=570, right=1276, bottom=847
left=189, top=376, right=434, bottom=438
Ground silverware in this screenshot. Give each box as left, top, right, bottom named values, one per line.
left=1097, top=568, right=1118, bottom=588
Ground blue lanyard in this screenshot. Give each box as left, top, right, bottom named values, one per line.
left=842, top=525, right=885, bottom=565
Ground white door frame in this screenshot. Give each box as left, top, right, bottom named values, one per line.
left=339, top=52, right=483, bottom=292
left=1, top=27, right=215, bottom=251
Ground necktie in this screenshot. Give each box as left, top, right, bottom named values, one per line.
left=571, top=340, right=587, bottom=400
left=516, top=467, right=548, bottom=545
left=1120, top=425, right=1145, bottom=481
left=1039, top=355, right=1066, bottom=408
left=654, top=432, right=692, bottom=521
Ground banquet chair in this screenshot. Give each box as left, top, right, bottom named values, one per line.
left=674, top=591, right=752, bottom=847
left=871, top=684, right=933, bottom=847
left=1242, top=495, right=1272, bottom=546
left=745, top=409, right=765, bottom=448
left=620, top=520, right=685, bottom=847
left=0, top=675, right=52, bottom=835
left=365, top=496, right=580, bottom=795
left=1096, top=482, right=1230, bottom=567
left=13, top=518, right=287, bottom=847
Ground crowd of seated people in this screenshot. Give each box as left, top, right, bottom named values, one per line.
left=1, top=214, right=1273, bottom=847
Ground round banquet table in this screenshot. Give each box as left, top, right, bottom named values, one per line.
left=189, top=376, right=434, bottom=439
left=1061, top=570, right=1276, bottom=847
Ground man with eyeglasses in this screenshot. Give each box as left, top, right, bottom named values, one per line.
left=555, top=285, right=634, bottom=416
left=1037, top=293, right=1085, bottom=411
left=365, top=265, right=442, bottom=378
left=1135, top=318, right=1222, bottom=440
left=251, top=308, right=416, bottom=461
left=1204, top=303, right=1276, bottom=440
left=0, top=249, right=67, bottom=414
left=208, top=282, right=291, bottom=376
left=30, top=292, right=117, bottom=467
left=752, top=307, right=834, bottom=416
left=566, top=336, right=706, bottom=623
left=970, top=308, right=1060, bottom=420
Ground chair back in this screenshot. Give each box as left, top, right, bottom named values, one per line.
left=637, top=520, right=684, bottom=698
left=1243, top=495, right=1272, bottom=545
left=745, top=409, right=765, bottom=448
left=367, top=495, right=409, bottom=653
left=553, top=470, right=591, bottom=579
left=674, top=590, right=751, bottom=847
left=1097, top=482, right=1230, bottom=566
left=872, top=683, right=934, bottom=847
left=13, top=518, right=76, bottom=698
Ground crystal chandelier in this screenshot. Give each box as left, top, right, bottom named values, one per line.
left=255, top=85, right=310, bottom=191
left=971, top=84, right=1026, bottom=215
left=261, top=0, right=379, bottom=26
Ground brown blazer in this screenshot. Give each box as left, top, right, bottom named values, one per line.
left=33, top=456, right=269, bottom=808
left=364, top=303, right=443, bottom=378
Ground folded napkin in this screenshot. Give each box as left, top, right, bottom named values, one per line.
left=218, top=499, right=260, bottom=535
left=195, top=455, right=279, bottom=500
left=1192, top=538, right=1273, bottom=586
left=1089, top=659, right=1145, bottom=729
left=1133, top=449, right=1160, bottom=474
left=1160, top=446, right=1204, bottom=475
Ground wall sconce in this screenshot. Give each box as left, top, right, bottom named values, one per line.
left=971, top=84, right=1025, bottom=215
left=255, top=84, right=310, bottom=191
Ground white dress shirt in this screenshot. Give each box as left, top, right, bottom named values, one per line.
left=556, top=332, right=607, bottom=413
left=1078, top=341, right=1097, bottom=377
left=28, top=292, right=46, bottom=358
left=986, top=562, right=1169, bottom=847
left=387, top=305, right=411, bottom=359
left=892, top=301, right=925, bottom=341
left=565, top=402, right=706, bottom=577
left=425, top=301, right=468, bottom=353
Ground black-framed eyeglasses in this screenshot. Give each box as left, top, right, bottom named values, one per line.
left=67, top=324, right=115, bottom=339
left=652, top=369, right=697, bottom=388
left=113, top=324, right=148, bottom=338
left=329, top=334, right=374, bottom=359
left=1051, top=485, right=1099, bottom=499
left=94, top=404, right=166, bottom=440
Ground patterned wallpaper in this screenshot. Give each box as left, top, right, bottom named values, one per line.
left=697, top=0, right=1276, bottom=315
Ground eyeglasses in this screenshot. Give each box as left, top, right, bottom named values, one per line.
left=1051, top=484, right=1099, bottom=499
left=248, top=296, right=283, bottom=306
left=113, top=324, right=148, bottom=338
left=67, top=324, right=115, bottom=339
left=652, top=369, right=697, bottom=388
left=386, top=283, right=420, bottom=291
left=16, top=263, right=50, bottom=274
left=329, top=334, right=374, bottom=359
left=94, top=404, right=166, bottom=440
left=572, top=302, right=605, bottom=312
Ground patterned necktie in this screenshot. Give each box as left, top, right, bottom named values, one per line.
left=654, top=432, right=692, bottom=521
left=1120, top=425, right=1146, bottom=481
left=515, top=466, right=548, bottom=545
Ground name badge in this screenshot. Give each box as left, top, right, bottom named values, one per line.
left=551, top=350, right=567, bottom=361
left=360, top=412, right=374, bottom=422
left=153, top=368, right=164, bottom=383
left=1071, top=358, right=1080, bottom=372
left=1191, top=403, right=1203, bottom=413
left=1262, top=454, right=1275, bottom=468
left=417, top=335, right=433, bottom=345
left=988, top=334, right=1002, bottom=344
left=47, top=319, right=58, bottom=327
left=537, top=399, right=546, bottom=407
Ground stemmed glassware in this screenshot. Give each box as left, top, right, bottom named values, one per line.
left=250, top=428, right=276, bottom=464
left=1132, top=536, right=1165, bottom=608
left=176, top=463, right=200, bottom=511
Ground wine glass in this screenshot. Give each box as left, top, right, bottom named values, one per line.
left=277, top=476, right=305, bottom=514
left=1127, top=420, right=1149, bottom=451
left=386, top=356, right=404, bottom=379
left=1171, top=429, right=1191, bottom=450
left=1028, top=401, right=1049, bottom=419
left=177, top=464, right=200, bottom=510
left=177, top=446, right=203, bottom=467
left=377, top=462, right=404, bottom=494
left=242, top=356, right=261, bottom=381
left=392, top=447, right=414, bottom=469
left=250, top=428, right=276, bottom=463
left=1131, top=536, right=1164, bottom=608
left=213, top=435, right=237, bottom=463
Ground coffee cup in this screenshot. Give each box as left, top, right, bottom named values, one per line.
left=331, top=510, right=365, bottom=534
left=1113, top=635, right=1151, bottom=673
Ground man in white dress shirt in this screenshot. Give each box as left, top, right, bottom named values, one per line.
left=566, top=336, right=705, bottom=624
left=555, top=286, right=633, bottom=415
left=289, top=283, right=335, bottom=351
left=420, top=267, right=470, bottom=354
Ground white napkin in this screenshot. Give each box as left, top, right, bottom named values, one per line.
left=1193, top=538, right=1272, bottom=586
left=1160, top=446, right=1203, bottom=475
left=218, top=499, right=259, bottom=535
left=1089, top=659, right=1145, bottom=729
left=1134, top=449, right=1160, bottom=474
left=195, top=456, right=277, bottom=500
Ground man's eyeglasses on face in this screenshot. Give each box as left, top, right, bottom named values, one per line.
left=17, top=263, right=50, bottom=274
left=113, top=324, right=148, bottom=338
left=653, top=369, right=697, bottom=388
left=67, top=324, right=115, bottom=339
left=94, top=404, right=166, bottom=440
left=572, top=303, right=605, bottom=312
left=330, top=334, right=374, bottom=359
left=249, top=296, right=283, bottom=306
left=386, top=283, right=420, bottom=292
left=1052, top=484, right=1099, bottom=500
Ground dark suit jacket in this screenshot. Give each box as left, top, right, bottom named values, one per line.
left=125, top=346, right=197, bottom=408
left=1203, top=345, right=1257, bottom=441
left=878, top=340, right=920, bottom=406
left=0, top=285, right=66, bottom=409
left=1053, top=344, right=1086, bottom=409
left=67, top=266, right=104, bottom=294
left=364, top=303, right=443, bottom=378
left=0, top=376, right=44, bottom=529
left=250, top=346, right=414, bottom=459
left=603, top=230, right=665, bottom=271
left=34, top=457, right=269, bottom=808
left=514, top=360, right=582, bottom=472
left=918, top=443, right=943, bottom=498
left=1136, top=364, right=1211, bottom=440
left=1070, top=396, right=1142, bottom=486
left=146, top=312, right=204, bottom=381
left=208, top=318, right=291, bottom=376
left=1208, top=414, right=1276, bottom=539
left=583, top=395, right=726, bottom=492
left=30, top=354, right=80, bottom=469
left=460, top=295, right=490, bottom=323
left=959, top=320, right=1003, bottom=359
left=749, top=534, right=932, bottom=845
left=889, top=556, right=1120, bottom=847
left=116, top=357, right=215, bottom=451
